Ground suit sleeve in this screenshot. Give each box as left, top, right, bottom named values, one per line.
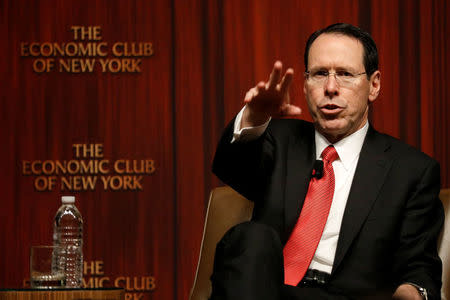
left=393, top=160, right=444, bottom=299
left=212, top=117, right=275, bottom=202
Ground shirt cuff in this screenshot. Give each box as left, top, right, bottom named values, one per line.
left=231, top=105, right=271, bottom=143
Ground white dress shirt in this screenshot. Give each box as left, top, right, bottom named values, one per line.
left=232, top=106, right=369, bottom=274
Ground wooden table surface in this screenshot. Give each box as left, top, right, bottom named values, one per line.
left=0, top=288, right=124, bottom=300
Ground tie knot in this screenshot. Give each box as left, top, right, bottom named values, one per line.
left=321, top=145, right=338, bottom=163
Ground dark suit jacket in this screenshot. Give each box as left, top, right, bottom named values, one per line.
left=212, top=118, right=443, bottom=299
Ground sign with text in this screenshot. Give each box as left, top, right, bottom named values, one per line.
left=20, top=26, right=154, bottom=73
left=22, top=144, right=156, bottom=192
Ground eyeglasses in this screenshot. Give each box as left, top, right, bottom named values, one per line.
left=305, top=69, right=367, bottom=87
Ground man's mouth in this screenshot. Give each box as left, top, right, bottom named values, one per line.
left=319, top=104, right=343, bottom=114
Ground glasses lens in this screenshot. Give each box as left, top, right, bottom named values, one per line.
left=306, top=71, right=363, bottom=87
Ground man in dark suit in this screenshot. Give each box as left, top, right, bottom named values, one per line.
left=210, top=23, right=443, bottom=299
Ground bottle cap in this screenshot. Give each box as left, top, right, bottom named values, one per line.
left=61, top=196, right=75, bottom=204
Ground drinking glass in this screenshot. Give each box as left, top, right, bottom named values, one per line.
left=30, top=245, right=66, bottom=289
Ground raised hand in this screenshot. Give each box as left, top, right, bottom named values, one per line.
left=242, top=61, right=301, bottom=128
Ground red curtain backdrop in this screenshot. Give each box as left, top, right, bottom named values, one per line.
left=0, top=1, right=448, bottom=299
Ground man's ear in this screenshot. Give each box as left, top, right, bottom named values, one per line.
left=368, top=70, right=381, bottom=103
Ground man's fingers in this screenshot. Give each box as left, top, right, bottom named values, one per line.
left=267, top=61, right=282, bottom=90
left=285, top=104, right=302, bottom=115
left=244, top=62, right=295, bottom=111
left=244, top=82, right=264, bottom=103
left=279, top=104, right=302, bottom=117
left=244, top=89, right=254, bottom=103
left=256, top=81, right=266, bottom=91
left=279, top=68, right=294, bottom=95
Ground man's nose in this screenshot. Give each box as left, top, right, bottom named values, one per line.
left=325, top=74, right=339, bottom=97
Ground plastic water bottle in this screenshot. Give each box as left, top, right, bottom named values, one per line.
left=53, top=196, right=83, bottom=288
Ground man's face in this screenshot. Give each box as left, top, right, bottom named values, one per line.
left=303, top=33, right=380, bottom=143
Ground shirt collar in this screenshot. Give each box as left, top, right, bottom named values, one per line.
left=315, top=122, right=369, bottom=171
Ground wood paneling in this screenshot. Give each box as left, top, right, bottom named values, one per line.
left=0, top=1, right=174, bottom=299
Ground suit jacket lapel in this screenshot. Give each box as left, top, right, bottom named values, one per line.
left=283, top=125, right=316, bottom=243
left=332, top=126, right=393, bottom=273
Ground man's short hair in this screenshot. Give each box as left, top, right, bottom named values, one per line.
left=304, top=23, right=379, bottom=78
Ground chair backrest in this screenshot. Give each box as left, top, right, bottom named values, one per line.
left=439, top=189, right=450, bottom=300
left=189, top=186, right=254, bottom=300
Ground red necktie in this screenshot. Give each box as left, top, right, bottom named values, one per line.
left=283, top=145, right=339, bottom=286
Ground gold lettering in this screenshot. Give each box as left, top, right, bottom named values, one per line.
left=114, top=160, right=155, bottom=174
left=99, top=277, right=109, bottom=287
left=61, top=176, right=71, bottom=191
left=71, top=144, right=104, bottom=158
left=32, top=58, right=55, bottom=72
left=146, top=276, right=156, bottom=290
left=99, top=160, right=109, bottom=174
left=131, top=59, right=141, bottom=72
left=109, top=176, right=122, bottom=190
left=123, top=176, right=132, bottom=189
left=132, top=277, right=144, bottom=291
left=97, top=42, right=108, bottom=56
left=72, top=176, right=82, bottom=190
left=83, top=144, right=95, bottom=157
left=78, top=59, right=95, bottom=72
left=82, top=176, right=97, bottom=190
left=20, top=43, right=29, bottom=56
left=53, top=43, right=65, bottom=56
left=121, top=59, right=131, bottom=72
left=59, top=59, right=70, bottom=72
left=71, top=26, right=102, bottom=41
left=82, top=277, right=109, bottom=288
left=144, top=43, right=153, bottom=56
left=82, top=277, right=95, bottom=288
left=73, top=144, right=82, bottom=158
left=22, top=161, right=31, bottom=175
left=146, top=160, right=155, bottom=174
left=99, top=58, right=108, bottom=72
left=32, top=59, right=46, bottom=73
left=71, top=59, right=81, bottom=73
left=108, top=59, right=121, bottom=73
left=65, top=42, right=78, bottom=56
left=111, top=42, right=153, bottom=57
left=112, top=42, right=123, bottom=56
left=30, top=43, right=40, bottom=56
left=55, top=160, right=67, bottom=174
left=100, top=175, right=143, bottom=190
left=42, top=160, right=55, bottom=175
left=93, top=26, right=102, bottom=40
left=34, top=177, right=47, bottom=191
left=71, top=26, right=82, bottom=40
left=114, top=160, right=125, bottom=174
left=133, top=176, right=143, bottom=190
left=34, top=176, right=56, bottom=191
left=59, top=59, right=95, bottom=73
left=79, top=160, right=93, bottom=173
left=67, top=160, right=80, bottom=174
left=31, top=161, right=42, bottom=175
left=83, top=260, right=105, bottom=275
left=95, top=144, right=104, bottom=157
left=95, top=261, right=104, bottom=275
left=40, top=43, right=52, bottom=57
left=61, top=176, right=96, bottom=191
left=114, top=277, right=125, bottom=288
left=77, top=43, right=93, bottom=56
left=84, top=261, right=95, bottom=275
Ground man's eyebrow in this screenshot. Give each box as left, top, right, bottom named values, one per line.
left=309, top=65, right=359, bottom=72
